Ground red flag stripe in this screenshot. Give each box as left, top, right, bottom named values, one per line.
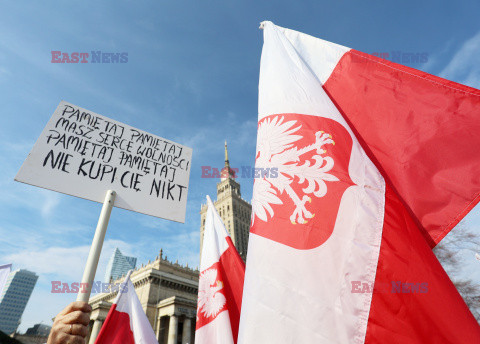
left=364, top=184, right=480, bottom=343
left=323, top=49, right=480, bottom=247
left=220, top=237, right=245, bottom=342
left=196, top=238, right=245, bottom=342
left=94, top=304, right=135, bottom=344
left=94, top=273, right=157, bottom=344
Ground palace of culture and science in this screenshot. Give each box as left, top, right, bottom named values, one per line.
left=200, top=142, right=251, bottom=261
left=87, top=142, right=252, bottom=344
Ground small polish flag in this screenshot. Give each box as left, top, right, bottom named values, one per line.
left=195, top=195, right=245, bottom=344
left=95, top=270, right=157, bottom=344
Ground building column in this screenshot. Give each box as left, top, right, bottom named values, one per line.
left=167, top=315, right=178, bottom=344
left=156, top=315, right=162, bottom=342
left=181, top=317, right=192, bottom=344
left=88, top=319, right=103, bottom=344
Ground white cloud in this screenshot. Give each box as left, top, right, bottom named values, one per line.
left=0, top=140, right=63, bottom=221
left=161, top=230, right=200, bottom=268
left=4, top=239, right=135, bottom=332
left=39, top=190, right=61, bottom=219
left=12, top=228, right=200, bottom=332
left=137, top=216, right=172, bottom=230
left=440, top=31, right=480, bottom=89
left=19, top=285, right=72, bottom=332
left=420, top=39, right=455, bottom=73
left=3, top=239, right=133, bottom=281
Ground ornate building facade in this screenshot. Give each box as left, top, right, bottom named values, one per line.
left=199, top=142, right=252, bottom=261
left=87, top=143, right=251, bottom=343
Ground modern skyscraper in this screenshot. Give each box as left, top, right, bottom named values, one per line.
left=104, top=248, right=137, bottom=283
left=0, top=269, right=38, bottom=335
left=200, top=141, right=252, bottom=261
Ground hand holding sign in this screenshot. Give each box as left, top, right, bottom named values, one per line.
left=16, top=101, right=192, bottom=307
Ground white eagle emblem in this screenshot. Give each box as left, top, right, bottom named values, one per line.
left=252, top=115, right=338, bottom=225
left=197, top=268, right=227, bottom=318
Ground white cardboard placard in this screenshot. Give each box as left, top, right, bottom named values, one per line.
left=15, top=101, right=192, bottom=223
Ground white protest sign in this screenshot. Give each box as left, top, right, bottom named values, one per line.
left=15, top=101, right=192, bottom=223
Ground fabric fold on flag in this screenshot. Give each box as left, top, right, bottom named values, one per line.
left=238, top=21, right=480, bottom=344
left=95, top=270, right=157, bottom=344
left=279, top=24, right=480, bottom=246
left=195, top=195, right=245, bottom=344
left=365, top=184, right=480, bottom=343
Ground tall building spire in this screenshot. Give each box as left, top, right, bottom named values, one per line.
left=221, top=140, right=235, bottom=181
left=200, top=141, right=252, bottom=262
left=225, top=140, right=230, bottom=168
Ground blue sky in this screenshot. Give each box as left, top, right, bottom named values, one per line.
left=1, top=0, right=479, bottom=331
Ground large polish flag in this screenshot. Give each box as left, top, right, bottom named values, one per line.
left=195, top=195, right=245, bottom=344
left=95, top=270, right=157, bottom=344
left=238, top=21, right=480, bottom=344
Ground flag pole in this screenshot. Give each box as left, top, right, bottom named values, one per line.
left=77, top=190, right=116, bottom=302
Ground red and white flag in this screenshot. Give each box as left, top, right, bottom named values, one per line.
left=238, top=21, right=480, bottom=344
left=195, top=195, right=245, bottom=344
left=95, top=270, right=157, bottom=344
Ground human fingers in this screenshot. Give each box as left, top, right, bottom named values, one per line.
left=58, top=302, right=92, bottom=316
left=62, top=310, right=91, bottom=326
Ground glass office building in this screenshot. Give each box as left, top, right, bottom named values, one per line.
left=0, top=269, right=38, bottom=334
left=104, top=248, right=137, bottom=283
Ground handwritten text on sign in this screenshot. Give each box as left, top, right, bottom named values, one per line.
left=15, top=101, right=192, bottom=223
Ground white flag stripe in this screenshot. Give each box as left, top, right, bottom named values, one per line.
left=278, top=23, right=350, bottom=85
left=258, top=23, right=358, bottom=148
left=238, top=21, right=385, bottom=344
left=258, top=22, right=342, bottom=121
left=196, top=195, right=243, bottom=344
left=200, top=195, right=230, bottom=270
left=116, top=272, right=158, bottom=344
left=195, top=312, right=234, bottom=344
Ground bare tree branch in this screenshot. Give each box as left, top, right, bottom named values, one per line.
left=434, top=221, right=480, bottom=322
